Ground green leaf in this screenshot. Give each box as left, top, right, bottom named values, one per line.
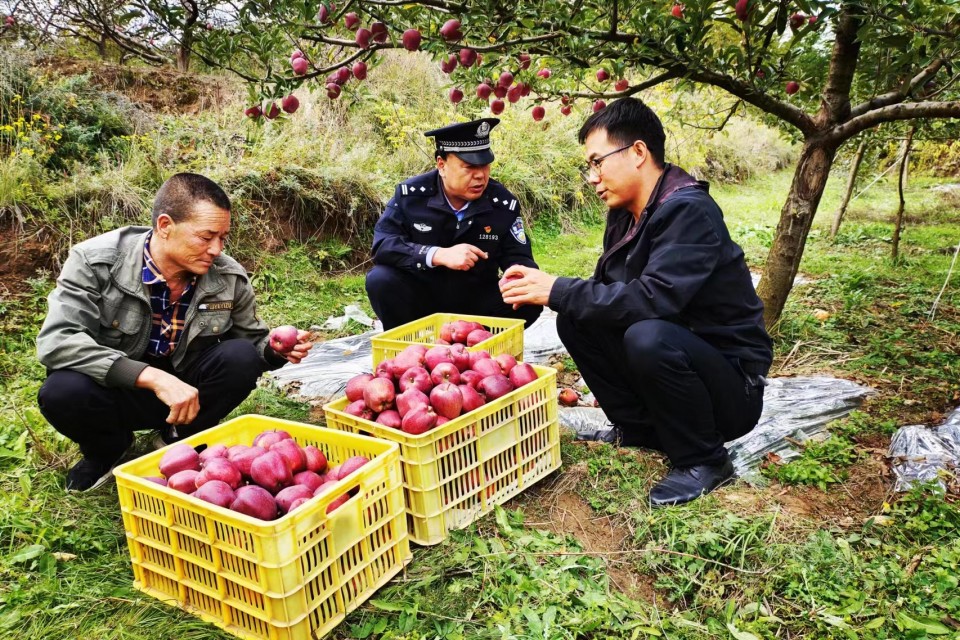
left=369, top=599, right=407, bottom=612
left=8, top=544, right=46, bottom=564
left=896, top=611, right=952, bottom=634
left=726, top=623, right=761, bottom=640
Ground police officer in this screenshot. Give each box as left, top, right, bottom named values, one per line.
left=366, top=118, right=542, bottom=330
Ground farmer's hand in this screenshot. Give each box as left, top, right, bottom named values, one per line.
left=284, top=331, right=314, bottom=364
left=137, top=367, right=200, bottom=426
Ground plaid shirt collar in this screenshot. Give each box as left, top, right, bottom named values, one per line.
left=142, top=231, right=198, bottom=289
left=142, top=231, right=197, bottom=358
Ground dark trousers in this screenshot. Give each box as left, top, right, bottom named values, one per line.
left=38, top=339, right=263, bottom=462
left=366, top=264, right=542, bottom=330
left=557, top=316, right=766, bottom=467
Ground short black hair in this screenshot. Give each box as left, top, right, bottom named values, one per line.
left=151, top=173, right=231, bottom=228
left=435, top=149, right=450, bottom=161
left=577, top=98, right=666, bottom=168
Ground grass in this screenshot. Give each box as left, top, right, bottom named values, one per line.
left=2, top=49, right=960, bottom=638
left=2, top=167, right=959, bottom=638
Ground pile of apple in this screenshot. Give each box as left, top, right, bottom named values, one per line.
left=343, top=343, right=539, bottom=435
left=146, top=431, right=369, bottom=521
left=435, top=319, right=494, bottom=347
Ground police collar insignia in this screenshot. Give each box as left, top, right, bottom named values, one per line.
left=476, top=122, right=490, bottom=137
left=414, top=223, right=433, bottom=232
left=510, top=217, right=527, bottom=244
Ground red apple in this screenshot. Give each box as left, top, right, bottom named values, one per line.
left=401, top=406, right=438, bottom=434
left=441, top=54, right=458, bottom=74
left=317, top=4, right=331, bottom=24
left=532, top=105, right=545, bottom=121
left=450, top=88, right=464, bottom=104
left=269, top=325, right=299, bottom=353
left=593, top=99, right=606, bottom=112
left=402, top=29, right=421, bottom=51
left=493, top=85, right=508, bottom=99
left=558, top=388, right=579, bottom=406
left=290, top=50, right=304, bottom=63
left=431, top=362, right=461, bottom=386
left=326, top=83, right=341, bottom=99
left=244, top=105, right=262, bottom=119
left=507, top=84, right=522, bottom=103
left=460, top=48, right=477, bottom=67
left=344, top=12, right=359, bottom=30
left=430, top=382, right=463, bottom=420
left=735, top=0, right=749, bottom=21
left=560, top=105, right=572, bottom=116
left=518, top=53, right=531, bottom=70
left=596, top=68, right=609, bottom=82
left=789, top=12, right=805, bottom=30
left=281, top=95, right=299, bottom=114
left=498, top=71, right=514, bottom=87
left=615, top=79, right=629, bottom=91
left=537, top=68, right=552, bottom=79
left=336, top=66, right=351, bottom=84
left=671, top=4, right=684, bottom=18
left=353, top=61, right=367, bottom=80
left=371, top=21, right=388, bottom=42
left=355, top=27, right=372, bottom=48
left=785, top=80, right=800, bottom=95
left=476, top=83, right=493, bottom=100
left=439, top=19, right=462, bottom=41
left=292, top=57, right=309, bottom=75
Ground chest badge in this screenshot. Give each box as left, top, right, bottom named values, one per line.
left=414, top=223, right=433, bottom=232
left=484, top=226, right=491, bottom=233
left=510, top=217, right=527, bottom=244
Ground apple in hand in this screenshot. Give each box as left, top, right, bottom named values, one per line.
left=269, top=325, right=299, bottom=354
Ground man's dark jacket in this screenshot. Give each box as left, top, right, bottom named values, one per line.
left=548, top=164, right=772, bottom=369
left=371, top=170, right=538, bottom=288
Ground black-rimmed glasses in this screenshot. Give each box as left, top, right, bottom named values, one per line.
left=582, top=143, right=634, bottom=178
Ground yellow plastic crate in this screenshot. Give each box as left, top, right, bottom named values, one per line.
left=113, top=415, right=411, bottom=640
left=371, top=313, right=525, bottom=366
left=323, top=365, right=560, bottom=545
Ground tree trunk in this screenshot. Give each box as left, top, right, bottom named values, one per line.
left=891, top=126, right=915, bottom=263
left=830, top=136, right=867, bottom=239
left=177, top=28, right=193, bottom=72
left=97, top=34, right=108, bottom=60
left=757, top=139, right=838, bottom=329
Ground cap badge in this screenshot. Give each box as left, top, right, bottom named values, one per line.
left=476, top=122, right=491, bottom=138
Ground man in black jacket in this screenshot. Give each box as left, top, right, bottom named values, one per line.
left=366, top=118, right=542, bottom=330
left=501, top=99, right=773, bottom=506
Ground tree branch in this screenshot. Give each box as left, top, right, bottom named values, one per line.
left=564, top=70, right=678, bottom=99
left=848, top=58, right=947, bottom=119
left=826, top=100, right=960, bottom=143
left=816, top=6, right=862, bottom=127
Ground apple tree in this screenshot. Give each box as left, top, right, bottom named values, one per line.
left=193, top=0, right=960, bottom=328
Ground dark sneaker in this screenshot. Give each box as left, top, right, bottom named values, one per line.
left=572, top=423, right=623, bottom=445
left=648, top=458, right=735, bottom=507
left=65, top=436, right=134, bottom=492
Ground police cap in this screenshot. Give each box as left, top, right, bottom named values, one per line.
left=424, top=118, right=500, bottom=166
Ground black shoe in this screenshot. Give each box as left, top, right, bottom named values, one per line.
left=572, top=423, right=623, bottom=445
left=648, top=458, right=735, bottom=507
left=65, top=436, right=134, bottom=492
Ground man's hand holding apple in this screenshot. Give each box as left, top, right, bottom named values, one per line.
left=499, top=265, right=557, bottom=309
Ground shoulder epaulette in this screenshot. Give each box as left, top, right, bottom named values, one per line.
left=488, top=182, right=518, bottom=211
left=399, top=174, right=437, bottom=197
